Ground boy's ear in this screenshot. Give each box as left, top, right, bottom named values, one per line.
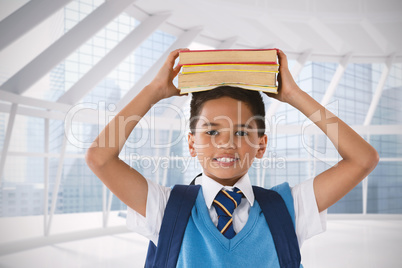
left=256, top=134, right=268, bottom=159
left=188, top=132, right=197, bottom=157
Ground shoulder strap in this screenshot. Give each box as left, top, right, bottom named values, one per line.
left=252, top=186, right=301, bottom=268
left=145, top=184, right=201, bottom=268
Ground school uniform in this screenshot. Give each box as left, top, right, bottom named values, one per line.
left=127, top=173, right=327, bottom=266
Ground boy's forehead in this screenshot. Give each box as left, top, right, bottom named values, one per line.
left=199, top=97, right=253, bottom=116
left=196, top=98, right=257, bottom=126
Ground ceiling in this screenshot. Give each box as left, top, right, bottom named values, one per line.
left=130, top=0, right=402, bottom=63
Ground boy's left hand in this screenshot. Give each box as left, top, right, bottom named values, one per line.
left=149, top=48, right=190, bottom=100
left=264, top=50, right=379, bottom=213
left=265, top=49, right=303, bottom=105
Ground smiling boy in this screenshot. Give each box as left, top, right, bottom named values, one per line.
left=86, top=48, right=379, bottom=267
left=188, top=91, right=267, bottom=186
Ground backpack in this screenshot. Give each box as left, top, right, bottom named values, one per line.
left=145, top=175, right=301, bottom=268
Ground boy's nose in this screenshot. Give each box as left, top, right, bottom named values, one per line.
left=215, top=131, right=237, bottom=149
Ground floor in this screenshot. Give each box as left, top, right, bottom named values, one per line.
left=0, top=215, right=401, bottom=267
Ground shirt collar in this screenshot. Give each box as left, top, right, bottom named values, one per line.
left=195, top=173, right=255, bottom=209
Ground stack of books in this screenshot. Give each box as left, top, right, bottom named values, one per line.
left=178, top=49, right=279, bottom=94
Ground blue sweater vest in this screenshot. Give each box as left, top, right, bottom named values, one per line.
left=176, top=183, right=302, bottom=267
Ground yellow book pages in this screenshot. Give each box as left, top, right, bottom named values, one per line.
left=182, top=64, right=279, bottom=73
left=178, top=71, right=276, bottom=88
left=179, top=84, right=278, bottom=94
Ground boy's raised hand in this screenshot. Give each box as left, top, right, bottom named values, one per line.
left=264, top=49, right=379, bottom=213
left=86, top=48, right=189, bottom=217
left=150, top=48, right=189, bottom=100
left=265, top=49, right=302, bottom=105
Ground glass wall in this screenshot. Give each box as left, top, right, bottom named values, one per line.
left=0, top=0, right=401, bottom=217
left=369, top=63, right=402, bottom=213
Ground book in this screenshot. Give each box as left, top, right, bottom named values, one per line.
left=179, top=84, right=278, bottom=94
left=178, top=71, right=276, bottom=88
left=178, top=49, right=279, bottom=94
left=178, top=49, right=277, bottom=65
left=181, top=63, right=279, bottom=73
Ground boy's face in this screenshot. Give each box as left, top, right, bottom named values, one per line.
left=188, top=97, right=267, bottom=186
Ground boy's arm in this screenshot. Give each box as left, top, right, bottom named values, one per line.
left=267, top=50, right=379, bottom=212
left=85, top=49, right=187, bottom=217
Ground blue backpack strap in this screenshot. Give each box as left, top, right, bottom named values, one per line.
left=144, top=242, right=156, bottom=267
left=253, top=185, right=301, bottom=268
left=145, top=184, right=201, bottom=268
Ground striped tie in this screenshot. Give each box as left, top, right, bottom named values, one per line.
left=212, top=188, right=243, bottom=239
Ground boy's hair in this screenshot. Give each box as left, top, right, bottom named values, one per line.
left=189, top=86, right=266, bottom=137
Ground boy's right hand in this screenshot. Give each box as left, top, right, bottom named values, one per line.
left=265, top=49, right=303, bottom=105
left=149, top=48, right=189, bottom=100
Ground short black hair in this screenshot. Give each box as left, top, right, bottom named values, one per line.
left=189, top=86, right=266, bottom=137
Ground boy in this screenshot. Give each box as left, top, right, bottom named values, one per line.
left=86, top=49, right=379, bottom=267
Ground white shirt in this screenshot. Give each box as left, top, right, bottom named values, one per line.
left=127, top=173, right=327, bottom=248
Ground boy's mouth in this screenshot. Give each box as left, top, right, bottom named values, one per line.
left=213, top=157, right=239, bottom=163
left=212, top=156, right=240, bottom=167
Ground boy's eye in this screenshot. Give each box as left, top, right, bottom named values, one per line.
left=235, top=130, right=248, bottom=136
left=206, top=130, right=219, bottom=136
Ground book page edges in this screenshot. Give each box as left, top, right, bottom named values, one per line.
left=178, top=61, right=277, bottom=66
left=179, top=84, right=278, bottom=94
left=182, top=70, right=279, bottom=74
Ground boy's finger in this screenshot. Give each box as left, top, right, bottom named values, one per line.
left=173, top=65, right=180, bottom=72
left=265, top=92, right=278, bottom=99
left=166, top=50, right=180, bottom=66
left=277, top=49, right=289, bottom=69
left=172, top=64, right=182, bottom=77
left=166, top=48, right=188, bottom=67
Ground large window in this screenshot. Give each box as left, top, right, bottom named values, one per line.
left=0, top=0, right=401, bottom=218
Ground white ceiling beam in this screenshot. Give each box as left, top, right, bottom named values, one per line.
left=3, top=103, right=400, bottom=135
left=6, top=152, right=83, bottom=158
left=275, top=124, right=402, bottom=135
left=266, top=50, right=311, bottom=119
left=103, top=187, right=114, bottom=228
left=257, top=19, right=302, bottom=50
left=0, top=103, right=18, bottom=184
left=0, top=90, right=71, bottom=112
left=308, top=18, right=345, bottom=53
left=57, top=12, right=171, bottom=105
left=45, top=119, right=71, bottom=236
left=6, top=151, right=402, bottom=161
left=291, top=51, right=312, bottom=78
left=117, top=27, right=203, bottom=111
left=0, top=0, right=73, bottom=51
left=0, top=103, right=185, bottom=132
left=44, top=117, right=50, bottom=236
left=0, top=0, right=138, bottom=95
left=360, top=19, right=389, bottom=53
left=308, top=54, right=402, bottom=64
left=124, top=4, right=402, bottom=65
left=217, top=36, right=239, bottom=49
left=0, top=103, right=66, bottom=121
left=364, top=55, right=395, bottom=126
left=320, top=54, right=352, bottom=106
